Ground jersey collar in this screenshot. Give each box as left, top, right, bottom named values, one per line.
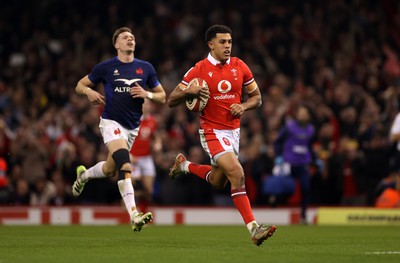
left=207, top=53, right=231, bottom=66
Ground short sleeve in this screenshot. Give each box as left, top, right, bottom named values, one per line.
left=239, top=60, right=254, bottom=86
left=145, top=62, right=161, bottom=89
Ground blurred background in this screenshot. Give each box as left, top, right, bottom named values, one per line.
left=1, top=0, right=400, bottom=210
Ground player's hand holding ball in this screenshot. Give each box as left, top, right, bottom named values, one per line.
left=184, top=78, right=209, bottom=112
left=184, top=79, right=209, bottom=97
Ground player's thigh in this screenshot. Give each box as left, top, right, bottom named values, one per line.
left=107, top=139, right=129, bottom=154
left=216, top=152, right=244, bottom=179
left=199, top=128, right=240, bottom=166
left=99, top=117, right=139, bottom=152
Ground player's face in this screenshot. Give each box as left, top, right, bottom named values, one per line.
left=115, top=31, right=136, bottom=53
left=209, top=33, right=232, bottom=63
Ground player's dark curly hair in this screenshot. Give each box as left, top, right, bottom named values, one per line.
left=205, top=25, right=232, bottom=42
left=112, top=27, right=132, bottom=45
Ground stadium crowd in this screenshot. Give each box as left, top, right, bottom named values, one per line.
left=1, top=0, right=400, bottom=208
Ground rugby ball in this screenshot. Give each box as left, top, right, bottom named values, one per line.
left=185, top=78, right=209, bottom=112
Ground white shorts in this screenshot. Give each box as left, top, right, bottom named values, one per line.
left=131, top=155, right=156, bottom=179
left=199, top=128, right=240, bottom=166
left=99, top=117, right=139, bottom=150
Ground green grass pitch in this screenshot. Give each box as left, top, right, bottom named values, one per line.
left=1, top=225, right=399, bottom=263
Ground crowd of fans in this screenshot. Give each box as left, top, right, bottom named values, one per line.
left=1, top=0, right=400, bottom=208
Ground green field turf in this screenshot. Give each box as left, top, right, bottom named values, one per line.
left=0, top=225, right=399, bottom=263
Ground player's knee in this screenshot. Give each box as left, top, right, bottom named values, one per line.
left=225, top=161, right=243, bottom=175
left=112, top=149, right=132, bottom=180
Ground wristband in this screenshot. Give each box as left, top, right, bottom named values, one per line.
left=147, top=91, right=154, bottom=99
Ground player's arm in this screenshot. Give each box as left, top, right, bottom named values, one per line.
left=76, top=75, right=105, bottom=105
left=130, top=83, right=166, bottom=104
left=146, top=84, right=166, bottom=104
left=230, top=81, right=262, bottom=117
left=167, top=83, right=208, bottom=108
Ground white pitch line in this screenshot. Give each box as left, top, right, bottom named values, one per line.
left=365, top=251, right=400, bottom=255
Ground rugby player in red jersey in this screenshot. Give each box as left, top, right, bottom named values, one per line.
left=130, top=100, right=159, bottom=212
left=167, top=25, right=276, bottom=246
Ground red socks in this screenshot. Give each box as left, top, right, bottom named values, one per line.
left=231, top=187, right=255, bottom=224
left=188, top=163, right=211, bottom=182
left=188, top=163, right=255, bottom=225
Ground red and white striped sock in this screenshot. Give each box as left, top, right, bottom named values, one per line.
left=231, top=187, right=256, bottom=231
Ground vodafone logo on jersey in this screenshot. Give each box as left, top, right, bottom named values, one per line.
left=217, top=80, right=231, bottom=93
left=214, top=80, right=235, bottom=100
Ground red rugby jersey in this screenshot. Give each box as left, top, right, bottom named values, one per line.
left=182, top=54, right=254, bottom=129
left=130, top=115, right=157, bottom=156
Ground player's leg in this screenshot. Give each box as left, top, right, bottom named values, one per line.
left=138, top=156, right=156, bottom=212
left=141, top=176, right=154, bottom=210
left=169, top=152, right=228, bottom=188
left=170, top=129, right=247, bottom=190
left=107, top=119, right=153, bottom=231
left=108, top=138, right=136, bottom=215
left=168, top=129, right=276, bottom=244
left=169, top=154, right=213, bottom=179
left=216, top=152, right=256, bottom=227
left=73, top=117, right=120, bottom=197
left=208, top=166, right=229, bottom=189
left=108, top=139, right=152, bottom=232
left=199, top=127, right=256, bottom=226
left=217, top=152, right=276, bottom=245
left=169, top=131, right=223, bottom=183
left=130, top=159, right=143, bottom=202
left=217, top=128, right=276, bottom=245
left=209, top=129, right=257, bottom=230
left=292, top=165, right=310, bottom=223
left=72, top=159, right=109, bottom=197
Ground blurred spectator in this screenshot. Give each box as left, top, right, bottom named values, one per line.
left=327, top=139, right=365, bottom=206
left=0, top=157, right=9, bottom=203
left=10, top=126, right=49, bottom=185
left=30, top=177, right=56, bottom=206
left=11, top=178, right=31, bottom=205
left=0, top=119, right=15, bottom=160
left=274, top=105, right=317, bottom=223
left=49, top=171, right=75, bottom=206
left=374, top=170, right=400, bottom=208
left=362, top=130, right=392, bottom=205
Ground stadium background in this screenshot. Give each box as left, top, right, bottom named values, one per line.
left=0, top=0, right=400, bottom=213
